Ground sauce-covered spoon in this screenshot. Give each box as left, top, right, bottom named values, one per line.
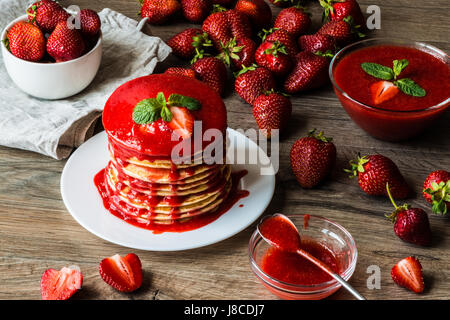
left=257, top=214, right=366, bottom=300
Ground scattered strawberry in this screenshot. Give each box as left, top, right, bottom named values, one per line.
left=26, top=0, right=47, bottom=25
left=47, top=21, right=86, bottom=62
left=320, top=0, right=365, bottom=28
left=168, top=28, right=212, bottom=61
left=423, top=170, right=450, bottom=215
left=34, top=0, right=70, bottom=33
left=290, top=129, right=337, bottom=188
left=253, top=91, right=292, bottom=138
left=391, top=257, right=425, bottom=293
left=202, top=10, right=232, bottom=51
left=370, top=80, right=400, bottom=105
left=5, top=21, right=45, bottom=62
left=318, top=16, right=363, bottom=46
left=385, top=184, right=432, bottom=246
left=80, top=9, right=101, bottom=36
left=345, top=154, right=411, bottom=199
left=255, top=40, right=293, bottom=77
left=298, top=33, right=337, bottom=54
left=235, top=0, right=272, bottom=29
left=274, top=6, right=311, bottom=37
left=40, top=266, right=83, bottom=300
left=140, top=0, right=181, bottom=25
left=99, top=253, right=143, bottom=292
left=168, top=106, right=196, bottom=139
left=192, top=56, right=228, bottom=95
left=284, top=51, right=331, bottom=94
left=218, top=37, right=256, bottom=69
left=260, top=28, right=298, bottom=57
left=235, top=64, right=275, bottom=104
left=164, top=67, right=197, bottom=78
left=226, top=9, right=252, bottom=40
left=181, top=0, right=213, bottom=23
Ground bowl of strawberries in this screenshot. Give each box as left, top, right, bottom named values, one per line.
left=1, top=1, right=102, bottom=100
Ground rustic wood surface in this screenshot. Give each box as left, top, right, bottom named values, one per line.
left=0, top=0, right=449, bottom=300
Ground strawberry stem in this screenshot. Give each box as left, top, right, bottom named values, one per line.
left=386, top=183, right=398, bottom=209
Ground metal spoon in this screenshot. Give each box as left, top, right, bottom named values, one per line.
left=257, top=213, right=366, bottom=300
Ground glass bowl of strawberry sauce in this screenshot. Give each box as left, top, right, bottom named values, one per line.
left=330, top=38, right=450, bottom=141
left=249, top=214, right=357, bottom=300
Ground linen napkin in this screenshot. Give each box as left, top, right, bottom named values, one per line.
left=0, top=1, right=171, bottom=159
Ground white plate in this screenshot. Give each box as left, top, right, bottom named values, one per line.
left=61, top=128, right=275, bottom=251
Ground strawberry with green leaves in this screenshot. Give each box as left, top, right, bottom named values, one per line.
left=423, top=170, right=450, bottom=215
left=290, top=129, right=337, bottom=188
left=259, top=28, right=298, bottom=57
left=318, top=16, right=364, bottom=46
left=386, top=184, right=432, bottom=246
left=5, top=21, right=45, bottom=62
left=319, top=0, right=365, bottom=28
left=255, top=40, right=293, bottom=77
left=168, top=28, right=212, bottom=61
left=234, top=64, right=276, bottom=104
left=346, top=154, right=411, bottom=199
left=361, top=59, right=427, bottom=105
left=391, top=257, right=425, bottom=294
left=218, top=37, right=256, bottom=69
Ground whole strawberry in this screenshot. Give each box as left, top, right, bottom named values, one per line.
left=226, top=9, right=252, bottom=40
left=423, top=170, right=450, bottom=215
left=345, top=154, right=411, bottom=199
left=192, top=56, right=227, bottom=95
left=260, top=28, right=298, bottom=57
left=235, top=64, right=275, bottom=104
left=284, top=51, right=331, bottom=94
left=202, top=10, right=232, bottom=51
left=235, top=0, right=272, bottom=29
left=218, top=37, right=256, bottom=69
left=47, top=21, right=85, bottom=62
left=391, top=257, right=425, bottom=294
left=26, top=0, right=46, bottom=25
left=252, top=91, right=292, bottom=138
left=6, top=21, right=45, bottom=62
left=274, top=6, right=311, bottom=37
left=164, top=67, right=197, bottom=78
left=140, top=0, right=181, bottom=24
left=167, top=28, right=212, bottom=60
left=386, top=184, right=432, bottom=246
left=298, top=33, right=337, bottom=54
left=181, top=0, right=213, bottom=23
left=255, top=40, right=293, bottom=77
left=80, top=9, right=101, bottom=37
left=318, top=16, right=364, bottom=46
left=290, top=129, right=337, bottom=188
left=319, top=0, right=365, bottom=28
left=34, top=0, right=70, bottom=33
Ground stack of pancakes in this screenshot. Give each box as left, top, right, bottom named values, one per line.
left=103, top=142, right=231, bottom=225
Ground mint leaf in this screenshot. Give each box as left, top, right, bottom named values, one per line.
left=132, top=98, right=162, bottom=124
left=168, top=94, right=201, bottom=111
left=393, top=59, right=409, bottom=79
left=361, top=63, right=394, bottom=80
left=156, top=92, right=166, bottom=107
left=394, top=78, right=426, bottom=97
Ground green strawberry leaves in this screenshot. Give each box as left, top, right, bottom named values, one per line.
left=132, top=92, right=201, bottom=125
left=424, top=180, right=450, bottom=215
left=361, top=59, right=426, bottom=98
left=344, top=153, right=370, bottom=178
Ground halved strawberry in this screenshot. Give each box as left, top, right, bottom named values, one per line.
left=370, top=80, right=399, bottom=105
left=99, top=253, right=143, bottom=292
left=167, top=106, right=195, bottom=140
left=391, top=256, right=425, bottom=293
left=40, top=266, right=83, bottom=300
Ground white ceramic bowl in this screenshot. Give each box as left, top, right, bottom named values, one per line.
left=1, top=15, right=102, bottom=100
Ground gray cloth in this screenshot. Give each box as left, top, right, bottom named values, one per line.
left=0, top=1, right=171, bottom=159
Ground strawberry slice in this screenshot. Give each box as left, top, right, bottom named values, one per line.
left=99, top=253, right=142, bottom=292
left=391, top=256, right=425, bottom=293
left=370, top=80, right=399, bottom=105
left=40, top=266, right=83, bottom=300
left=167, top=106, right=195, bottom=139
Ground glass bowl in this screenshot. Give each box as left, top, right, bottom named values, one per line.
left=249, top=214, right=357, bottom=300
left=329, top=38, right=449, bottom=141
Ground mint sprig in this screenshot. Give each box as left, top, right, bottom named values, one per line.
left=361, top=59, right=426, bottom=98
left=132, top=92, right=201, bottom=125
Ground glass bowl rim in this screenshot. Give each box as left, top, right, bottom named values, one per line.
left=248, top=214, right=358, bottom=294
left=329, top=37, right=450, bottom=114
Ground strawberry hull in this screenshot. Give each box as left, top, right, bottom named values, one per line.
left=331, top=39, right=450, bottom=141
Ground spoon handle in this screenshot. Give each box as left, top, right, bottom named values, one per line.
left=296, top=249, right=366, bottom=300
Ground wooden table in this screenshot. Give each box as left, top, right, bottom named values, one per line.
left=0, top=0, right=449, bottom=300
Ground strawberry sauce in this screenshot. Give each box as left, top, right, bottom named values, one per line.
left=94, top=169, right=249, bottom=234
